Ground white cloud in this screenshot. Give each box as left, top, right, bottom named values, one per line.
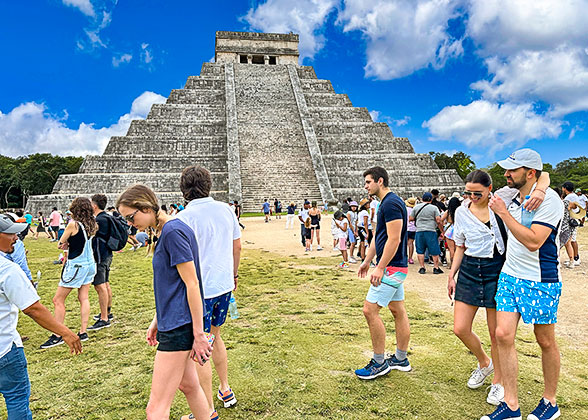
left=466, top=0, right=588, bottom=57
left=62, top=0, right=95, bottom=17
left=370, top=110, right=411, bottom=127
left=338, top=0, right=464, bottom=79
left=423, top=100, right=562, bottom=152
left=243, top=0, right=338, bottom=61
left=369, top=110, right=381, bottom=122
left=73, top=7, right=114, bottom=51
left=394, top=115, right=411, bottom=126
left=112, top=53, right=133, bottom=67
left=141, top=43, right=153, bottom=64
left=471, top=47, right=588, bottom=117
left=0, top=91, right=166, bottom=158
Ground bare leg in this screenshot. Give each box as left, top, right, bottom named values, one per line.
left=147, top=351, right=208, bottom=420
left=571, top=240, right=579, bottom=259
left=341, top=250, right=348, bottom=263
left=195, top=356, right=215, bottom=413
left=77, top=284, right=91, bottom=333
left=407, top=238, right=414, bottom=261
left=417, top=254, right=425, bottom=269
left=52, top=286, right=73, bottom=328
left=363, top=301, right=385, bottom=354
left=94, top=283, right=109, bottom=321
left=178, top=358, right=212, bottom=419
left=534, top=324, right=559, bottom=404
left=486, top=308, right=502, bottom=385
left=495, top=311, right=521, bottom=410
left=210, top=325, right=230, bottom=392
left=453, top=301, right=491, bottom=367
left=316, top=229, right=321, bottom=246
left=388, top=300, right=410, bottom=351
left=432, top=255, right=440, bottom=269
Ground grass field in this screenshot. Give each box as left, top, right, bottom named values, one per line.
left=3, top=238, right=588, bottom=419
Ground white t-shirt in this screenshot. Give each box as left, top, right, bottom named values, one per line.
left=333, top=219, right=348, bottom=240
left=370, top=200, right=379, bottom=223
left=297, top=208, right=309, bottom=224
left=578, top=194, right=587, bottom=210
left=357, top=209, right=371, bottom=229
left=564, top=193, right=584, bottom=217
left=177, top=197, right=241, bottom=299
left=346, top=211, right=357, bottom=230
left=0, top=257, right=40, bottom=358
left=502, top=187, right=564, bottom=283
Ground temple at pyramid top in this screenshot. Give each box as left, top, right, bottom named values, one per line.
left=215, top=31, right=300, bottom=65
left=27, top=30, right=464, bottom=214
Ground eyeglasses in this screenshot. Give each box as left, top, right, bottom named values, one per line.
left=124, top=209, right=139, bottom=223
left=463, top=191, right=484, bottom=198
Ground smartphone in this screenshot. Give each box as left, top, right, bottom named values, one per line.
left=199, top=332, right=215, bottom=364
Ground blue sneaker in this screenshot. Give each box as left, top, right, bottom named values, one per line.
left=480, top=402, right=522, bottom=420
left=386, top=354, right=412, bottom=372
left=527, top=398, right=560, bottom=420
left=354, top=358, right=391, bottom=380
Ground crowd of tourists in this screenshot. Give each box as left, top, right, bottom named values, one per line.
left=0, top=148, right=582, bottom=420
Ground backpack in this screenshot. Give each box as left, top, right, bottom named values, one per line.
left=103, top=213, right=129, bottom=251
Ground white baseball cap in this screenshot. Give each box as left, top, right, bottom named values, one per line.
left=497, top=148, right=543, bottom=170
left=0, top=214, right=28, bottom=234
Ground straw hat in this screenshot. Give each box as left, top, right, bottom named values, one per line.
left=570, top=205, right=587, bottom=220
left=358, top=198, right=370, bottom=209
left=405, top=197, right=416, bottom=207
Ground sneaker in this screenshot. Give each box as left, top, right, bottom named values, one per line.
left=562, top=260, right=574, bottom=269
left=87, top=319, right=111, bottom=331
left=217, top=387, right=237, bottom=408
left=408, top=258, right=414, bottom=264
left=527, top=398, right=561, bottom=420
left=40, top=334, right=64, bottom=349
left=370, top=262, right=376, bottom=268
left=433, top=267, right=444, bottom=274
left=317, top=245, right=323, bottom=251
left=418, top=267, right=426, bottom=274
left=354, top=358, right=391, bottom=380
left=338, top=262, right=350, bottom=269
left=77, top=332, right=89, bottom=342
left=349, top=257, right=358, bottom=264
left=573, top=259, right=581, bottom=266
left=333, top=247, right=339, bottom=252
left=481, top=402, right=522, bottom=420
left=210, top=411, right=219, bottom=420
left=468, top=360, right=494, bottom=389
left=487, top=383, right=505, bottom=406
left=386, top=354, right=412, bottom=372
left=181, top=412, right=218, bottom=420
left=93, top=313, right=114, bottom=321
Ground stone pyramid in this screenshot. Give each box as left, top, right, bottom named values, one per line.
left=27, top=31, right=463, bottom=213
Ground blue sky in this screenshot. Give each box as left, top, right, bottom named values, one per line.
left=1, top=0, right=587, bottom=168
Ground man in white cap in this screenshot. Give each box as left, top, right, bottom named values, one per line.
left=481, top=149, right=564, bottom=420
left=0, top=214, right=82, bottom=418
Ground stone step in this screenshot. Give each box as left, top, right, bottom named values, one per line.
left=184, top=76, right=225, bottom=90
left=200, top=63, right=225, bottom=76
left=297, top=66, right=317, bottom=79
left=307, top=106, right=372, bottom=122
left=167, top=89, right=225, bottom=105
left=79, top=155, right=228, bottom=173
left=127, top=120, right=226, bottom=137
left=321, top=153, right=438, bottom=172
left=147, top=104, right=225, bottom=120
left=304, top=93, right=352, bottom=107
left=52, top=172, right=228, bottom=195
left=26, top=191, right=229, bottom=215
left=104, top=136, right=227, bottom=155
left=299, top=79, right=334, bottom=93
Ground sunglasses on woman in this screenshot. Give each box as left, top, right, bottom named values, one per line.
left=124, top=209, right=139, bottom=223
left=463, top=191, right=484, bottom=198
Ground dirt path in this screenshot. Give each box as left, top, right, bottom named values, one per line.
left=241, top=213, right=588, bottom=347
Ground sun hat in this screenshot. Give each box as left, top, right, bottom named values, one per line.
left=405, top=197, right=416, bottom=207
left=497, top=148, right=543, bottom=170
left=0, top=214, right=28, bottom=234
left=358, top=198, right=370, bottom=209
left=349, top=201, right=358, bottom=207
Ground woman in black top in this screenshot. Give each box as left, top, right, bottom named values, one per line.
left=40, top=197, right=98, bottom=348
left=308, top=201, right=322, bottom=251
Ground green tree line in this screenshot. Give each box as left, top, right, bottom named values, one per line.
left=0, top=153, right=83, bottom=208
left=429, top=152, right=588, bottom=191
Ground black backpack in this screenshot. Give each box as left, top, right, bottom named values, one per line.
left=103, top=213, right=129, bottom=251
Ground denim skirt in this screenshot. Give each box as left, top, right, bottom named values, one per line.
left=455, top=253, right=505, bottom=308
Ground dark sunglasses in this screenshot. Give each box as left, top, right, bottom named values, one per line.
left=124, top=209, right=139, bottom=223
left=463, top=191, right=484, bottom=198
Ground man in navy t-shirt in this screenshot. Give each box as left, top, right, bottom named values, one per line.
left=355, top=166, right=412, bottom=380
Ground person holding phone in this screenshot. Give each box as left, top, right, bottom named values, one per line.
left=116, top=184, right=212, bottom=420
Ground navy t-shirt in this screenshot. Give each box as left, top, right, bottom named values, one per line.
left=375, top=192, right=408, bottom=267
left=152, top=218, right=204, bottom=332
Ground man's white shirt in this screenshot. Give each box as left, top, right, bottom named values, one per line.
left=177, top=197, right=241, bottom=299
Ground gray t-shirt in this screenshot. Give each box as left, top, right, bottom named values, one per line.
left=411, top=203, right=440, bottom=232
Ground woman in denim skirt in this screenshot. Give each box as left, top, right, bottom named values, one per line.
left=40, top=197, right=97, bottom=349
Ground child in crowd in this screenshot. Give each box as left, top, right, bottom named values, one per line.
left=304, top=218, right=312, bottom=252
left=333, top=211, right=349, bottom=268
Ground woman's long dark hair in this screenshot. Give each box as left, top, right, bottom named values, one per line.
left=464, top=170, right=492, bottom=187
left=447, top=197, right=461, bottom=224
left=70, top=197, right=98, bottom=236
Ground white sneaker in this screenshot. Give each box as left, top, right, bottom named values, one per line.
left=573, top=259, right=581, bottom=266
left=317, top=245, right=323, bottom=251
left=486, top=383, right=504, bottom=405
left=467, top=360, right=494, bottom=389
left=563, top=260, right=574, bottom=269
left=333, top=247, right=339, bottom=252
left=349, top=257, right=357, bottom=264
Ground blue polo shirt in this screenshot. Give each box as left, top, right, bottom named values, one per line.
left=375, top=192, right=408, bottom=267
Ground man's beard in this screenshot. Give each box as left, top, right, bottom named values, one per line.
left=507, top=177, right=525, bottom=190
